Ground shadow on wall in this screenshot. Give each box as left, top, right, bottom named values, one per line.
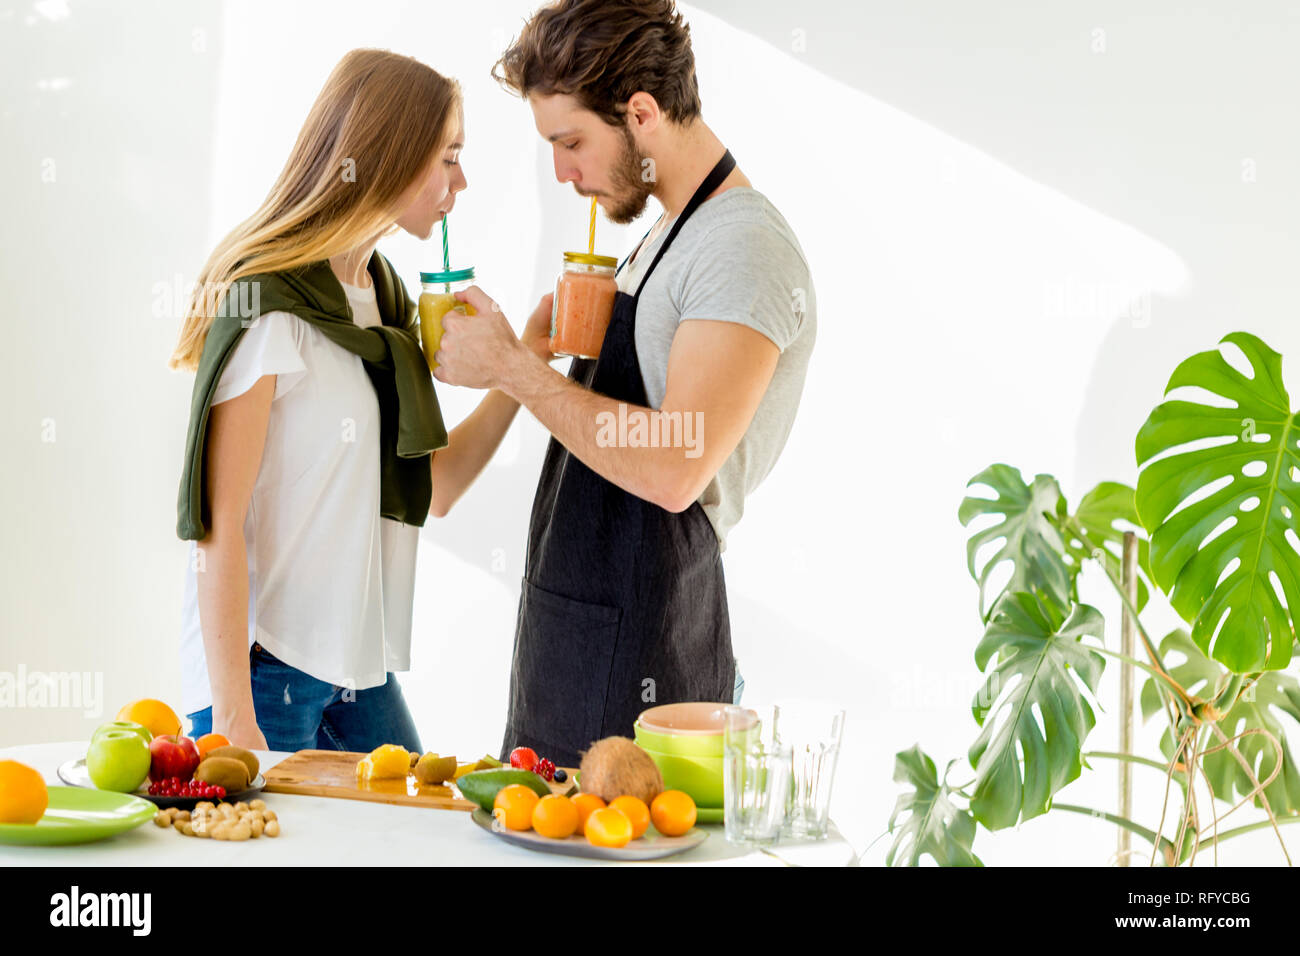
left=692, top=0, right=1300, bottom=486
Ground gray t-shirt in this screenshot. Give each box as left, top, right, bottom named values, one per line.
left=617, top=187, right=816, bottom=551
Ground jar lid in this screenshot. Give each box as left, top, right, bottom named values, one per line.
left=420, top=267, right=475, bottom=283
left=562, top=252, right=618, bottom=268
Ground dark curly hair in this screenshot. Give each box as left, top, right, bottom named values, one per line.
left=492, top=0, right=702, bottom=127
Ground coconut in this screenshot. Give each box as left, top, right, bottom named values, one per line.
left=578, top=736, right=663, bottom=805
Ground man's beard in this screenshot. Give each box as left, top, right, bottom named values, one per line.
left=598, top=125, right=656, bottom=225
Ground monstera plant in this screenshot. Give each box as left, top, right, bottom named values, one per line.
left=886, top=332, right=1300, bottom=866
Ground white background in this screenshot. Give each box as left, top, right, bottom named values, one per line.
left=2, top=0, right=1299, bottom=865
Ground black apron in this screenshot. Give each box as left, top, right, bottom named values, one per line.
left=501, top=151, right=738, bottom=768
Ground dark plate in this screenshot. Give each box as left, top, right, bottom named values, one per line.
left=57, top=757, right=266, bottom=809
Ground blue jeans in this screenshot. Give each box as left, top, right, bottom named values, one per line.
left=187, top=643, right=421, bottom=753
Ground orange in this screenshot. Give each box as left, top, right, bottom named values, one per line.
left=650, top=789, right=697, bottom=836
left=0, top=760, right=48, bottom=824
left=608, top=795, right=650, bottom=839
left=531, top=794, right=580, bottom=840
left=116, top=699, right=181, bottom=739
left=585, top=807, right=634, bottom=848
left=572, top=793, right=606, bottom=834
left=195, top=733, right=230, bottom=761
left=493, top=784, right=540, bottom=831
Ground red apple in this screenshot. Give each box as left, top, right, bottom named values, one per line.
left=148, top=734, right=200, bottom=783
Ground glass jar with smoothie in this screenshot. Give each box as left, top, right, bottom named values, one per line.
left=550, top=252, right=618, bottom=360
left=418, top=267, right=475, bottom=371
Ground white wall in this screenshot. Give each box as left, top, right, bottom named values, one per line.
left=2, top=0, right=1298, bottom=865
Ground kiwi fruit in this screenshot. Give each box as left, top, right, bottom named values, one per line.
left=205, top=745, right=259, bottom=782
left=578, top=736, right=663, bottom=805
left=413, top=753, right=458, bottom=785
left=195, top=756, right=250, bottom=792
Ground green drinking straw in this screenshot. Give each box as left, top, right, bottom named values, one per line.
left=441, top=215, right=451, bottom=293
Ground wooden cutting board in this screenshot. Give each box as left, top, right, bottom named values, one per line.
left=262, top=750, right=576, bottom=811
left=262, top=750, right=477, bottom=811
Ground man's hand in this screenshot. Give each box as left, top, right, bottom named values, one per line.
left=521, top=292, right=556, bottom=363
left=433, top=285, right=530, bottom=390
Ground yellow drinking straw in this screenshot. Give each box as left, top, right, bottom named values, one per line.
left=588, top=196, right=597, bottom=255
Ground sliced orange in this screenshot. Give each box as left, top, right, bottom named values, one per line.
left=585, top=806, right=634, bottom=848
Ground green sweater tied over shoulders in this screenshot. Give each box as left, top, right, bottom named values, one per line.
left=176, top=252, right=447, bottom=540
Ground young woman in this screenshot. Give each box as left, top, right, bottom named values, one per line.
left=169, top=49, right=551, bottom=754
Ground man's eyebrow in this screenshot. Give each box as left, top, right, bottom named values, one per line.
left=545, top=129, right=579, bottom=142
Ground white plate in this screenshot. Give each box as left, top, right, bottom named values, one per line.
left=470, top=808, right=707, bottom=860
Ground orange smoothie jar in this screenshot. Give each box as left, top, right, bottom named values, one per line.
left=550, top=252, right=618, bottom=360
left=418, top=267, right=475, bottom=371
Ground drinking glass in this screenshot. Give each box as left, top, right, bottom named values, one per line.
left=774, top=699, right=845, bottom=840
left=723, top=704, right=792, bottom=846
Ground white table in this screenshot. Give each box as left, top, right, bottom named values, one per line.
left=0, top=742, right=855, bottom=867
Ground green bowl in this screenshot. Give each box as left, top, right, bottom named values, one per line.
left=641, top=748, right=724, bottom=808
left=634, top=721, right=724, bottom=758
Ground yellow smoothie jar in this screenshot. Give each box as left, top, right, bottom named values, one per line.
left=418, top=267, right=476, bottom=371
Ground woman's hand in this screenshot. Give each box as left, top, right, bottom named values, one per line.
left=215, top=708, right=269, bottom=751
left=520, top=292, right=556, bottom=363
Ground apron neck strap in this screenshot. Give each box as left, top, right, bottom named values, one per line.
left=629, top=149, right=737, bottom=300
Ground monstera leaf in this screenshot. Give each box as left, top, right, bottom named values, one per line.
left=1140, top=629, right=1300, bottom=815
left=1064, top=481, right=1153, bottom=612
left=960, top=465, right=1072, bottom=621
left=968, top=592, right=1106, bottom=830
left=1135, top=332, right=1300, bottom=672
left=886, top=746, right=983, bottom=866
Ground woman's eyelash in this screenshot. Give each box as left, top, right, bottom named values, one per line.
left=564, top=142, right=578, bottom=151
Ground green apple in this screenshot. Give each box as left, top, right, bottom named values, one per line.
left=91, top=720, right=152, bottom=748
left=86, top=729, right=151, bottom=792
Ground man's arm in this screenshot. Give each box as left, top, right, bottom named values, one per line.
left=434, top=289, right=779, bottom=512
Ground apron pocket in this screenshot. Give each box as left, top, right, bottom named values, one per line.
left=517, top=579, right=622, bottom=758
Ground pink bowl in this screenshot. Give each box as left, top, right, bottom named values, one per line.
left=637, top=702, right=736, bottom=736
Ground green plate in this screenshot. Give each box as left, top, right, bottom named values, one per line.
left=0, top=786, right=156, bottom=846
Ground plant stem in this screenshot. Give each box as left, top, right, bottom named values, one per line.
left=1195, top=814, right=1300, bottom=852
left=1089, top=646, right=1170, bottom=683
left=1062, top=519, right=1191, bottom=712
left=1052, top=802, right=1176, bottom=859
left=1085, top=750, right=1174, bottom=773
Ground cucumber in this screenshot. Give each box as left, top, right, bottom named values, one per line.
left=456, top=768, right=550, bottom=811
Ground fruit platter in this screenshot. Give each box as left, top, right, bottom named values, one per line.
left=276, top=736, right=710, bottom=861
left=56, top=699, right=265, bottom=810
left=458, top=738, right=708, bottom=861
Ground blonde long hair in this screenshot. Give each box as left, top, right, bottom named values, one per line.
left=169, top=49, right=461, bottom=371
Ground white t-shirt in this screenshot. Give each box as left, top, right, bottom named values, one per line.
left=178, top=278, right=420, bottom=715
